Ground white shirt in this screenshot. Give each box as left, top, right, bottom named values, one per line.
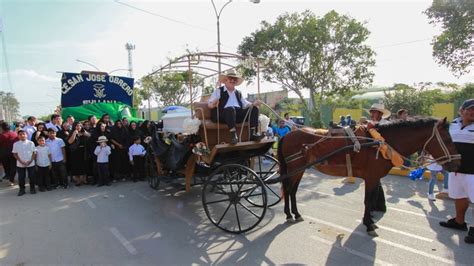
left=370, top=118, right=389, bottom=125
left=36, top=145, right=51, bottom=167
left=94, top=145, right=111, bottom=163
left=129, top=143, right=146, bottom=161
left=23, top=125, right=36, bottom=141
left=46, top=122, right=60, bottom=132
left=284, top=119, right=296, bottom=128
left=450, top=118, right=474, bottom=144
left=12, top=140, right=36, bottom=168
left=46, top=138, right=66, bottom=162
left=208, top=86, right=251, bottom=109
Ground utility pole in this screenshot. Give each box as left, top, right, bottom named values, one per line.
left=125, top=43, right=135, bottom=78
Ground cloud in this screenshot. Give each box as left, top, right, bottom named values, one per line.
left=0, top=69, right=57, bottom=82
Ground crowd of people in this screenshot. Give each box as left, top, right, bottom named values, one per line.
left=0, top=114, right=154, bottom=196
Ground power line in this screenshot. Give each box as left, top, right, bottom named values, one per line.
left=374, top=38, right=431, bottom=49
left=113, top=0, right=212, bottom=33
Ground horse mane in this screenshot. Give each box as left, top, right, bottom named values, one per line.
left=375, top=117, right=445, bottom=132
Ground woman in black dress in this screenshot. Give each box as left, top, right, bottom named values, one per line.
left=110, top=120, right=130, bottom=181
left=128, top=121, right=143, bottom=144
left=67, top=122, right=90, bottom=186
left=31, top=122, right=48, bottom=146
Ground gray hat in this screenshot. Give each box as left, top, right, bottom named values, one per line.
left=461, top=99, right=474, bottom=110
left=96, top=136, right=108, bottom=143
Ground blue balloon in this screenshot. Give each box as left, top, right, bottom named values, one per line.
left=409, top=168, right=425, bottom=181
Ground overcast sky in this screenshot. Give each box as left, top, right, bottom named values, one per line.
left=0, top=0, right=472, bottom=116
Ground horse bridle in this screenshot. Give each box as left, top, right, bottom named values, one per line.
left=419, top=123, right=461, bottom=166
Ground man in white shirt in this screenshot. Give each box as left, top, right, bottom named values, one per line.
left=23, top=116, right=37, bottom=141
left=440, top=99, right=474, bottom=244
left=46, top=114, right=62, bottom=132
left=365, top=103, right=392, bottom=213
left=12, top=130, right=36, bottom=196
left=283, top=113, right=296, bottom=129
left=46, top=128, right=68, bottom=188
left=208, top=70, right=263, bottom=144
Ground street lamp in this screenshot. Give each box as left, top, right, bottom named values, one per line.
left=76, top=59, right=101, bottom=71
left=211, top=0, right=259, bottom=74
left=109, top=68, right=131, bottom=75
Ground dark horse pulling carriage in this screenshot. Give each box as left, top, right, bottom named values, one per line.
left=143, top=52, right=461, bottom=236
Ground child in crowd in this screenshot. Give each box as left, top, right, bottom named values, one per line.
left=94, top=136, right=112, bottom=187
left=46, top=128, right=68, bottom=189
left=35, top=136, right=52, bottom=191
left=427, top=154, right=449, bottom=201
left=12, top=130, right=36, bottom=196
left=129, top=136, right=146, bottom=182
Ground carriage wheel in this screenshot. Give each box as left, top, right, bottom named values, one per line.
left=247, top=154, right=281, bottom=207
left=202, top=164, right=267, bottom=234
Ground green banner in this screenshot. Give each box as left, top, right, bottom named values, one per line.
left=61, top=102, right=143, bottom=122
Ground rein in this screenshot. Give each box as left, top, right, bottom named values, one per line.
left=416, top=123, right=461, bottom=167
left=267, top=141, right=381, bottom=184
left=276, top=122, right=462, bottom=183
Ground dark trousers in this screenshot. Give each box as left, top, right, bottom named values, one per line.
left=17, top=166, right=35, bottom=191
left=1, top=154, right=17, bottom=182
left=132, top=156, right=145, bottom=181
left=51, top=161, right=68, bottom=187
left=97, top=162, right=110, bottom=185
left=211, top=106, right=259, bottom=129
left=36, top=166, right=51, bottom=189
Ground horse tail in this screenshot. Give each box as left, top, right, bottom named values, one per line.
left=277, top=136, right=287, bottom=176
left=277, top=136, right=290, bottom=196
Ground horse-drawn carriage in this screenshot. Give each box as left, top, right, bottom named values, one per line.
left=144, top=52, right=281, bottom=233
left=142, top=52, right=462, bottom=236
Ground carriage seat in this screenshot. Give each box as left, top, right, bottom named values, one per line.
left=193, top=102, right=249, bottom=130
left=193, top=101, right=250, bottom=146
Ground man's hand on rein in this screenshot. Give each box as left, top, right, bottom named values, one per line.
left=253, top=99, right=262, bottom=107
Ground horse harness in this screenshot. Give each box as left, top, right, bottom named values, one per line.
left=283, top=126, right=367, bottom=178
left=280, top=123, right=462, bottom=181
left=419, top=123, right=461, bottom=166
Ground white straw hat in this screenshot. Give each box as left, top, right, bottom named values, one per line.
left=365, top=103, right=391, bottom=119
left=218, top=69, right=244, bottom=86
left=96, top=136, right=108, bottom=143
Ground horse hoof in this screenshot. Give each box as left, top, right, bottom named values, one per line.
left=286, top=218, right=295, bottom=223
left=295, top=216, right=304, bottom=222
left=367, top=230, right=378, bottom=237
left=372, top=224, right=378, bottom=229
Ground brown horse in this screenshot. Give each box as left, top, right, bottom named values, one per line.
left=277, top=118, right=461, bottom=236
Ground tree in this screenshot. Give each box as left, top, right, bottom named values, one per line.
left=425, top=0, right=474, bottom=76
left=449, top=83, right=474, bottom=108
left=383, top=84, right=445, bottom=116
left=141, top=71, right=204, bottom=107
left=0, top=91, right=20, bottom=121
left=238, top=10, right=375, bottom=127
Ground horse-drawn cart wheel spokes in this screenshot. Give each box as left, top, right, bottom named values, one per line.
left=202, top=164, right=267, bottom=234
left=248, top=155, right=281, bottom=207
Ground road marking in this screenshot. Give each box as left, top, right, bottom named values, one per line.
left=110, top=227, right=137, bottom=255
left=304, top=215, right=454, bottom=265
left=85, top=198, right=96, bottom=209
left=387, top=207, right=444, bottom=222
left=133, top=190, right=151, bottom=201
left=301, top=187, right=448, bottom=222
left=355, top=219, right=433, bottom=242
left=310, top=235, right=393, bottom=266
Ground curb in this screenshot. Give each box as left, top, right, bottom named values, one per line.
left=389, top=167, right=445, bottom=181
